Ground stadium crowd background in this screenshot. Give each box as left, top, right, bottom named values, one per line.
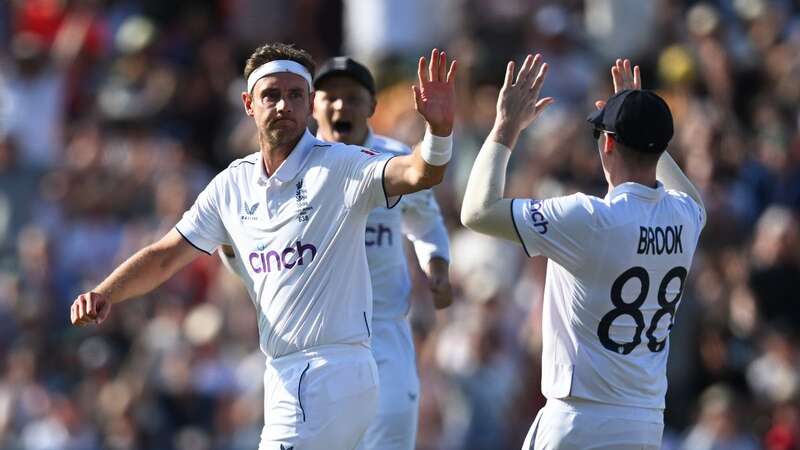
left=0, top=0, right=799, bottom=449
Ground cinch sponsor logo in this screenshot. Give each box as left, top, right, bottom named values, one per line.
left=527, top=199, right=549, bottom=235
left=365, top=223, right=393, bottom=247
left=249, top=241, right=317, bottom=273
left=637, top=225, right=683, bottom=255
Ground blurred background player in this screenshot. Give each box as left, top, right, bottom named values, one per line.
left=461, top=55, right=705, bottom=449
left=71, top=42, right=457, bottom=449
left=221, top=56, right=453, bottom=450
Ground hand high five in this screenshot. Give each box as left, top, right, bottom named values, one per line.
left=413, top=49, right=457, bottom=136
left=495, top=54, right=554, bottom=134
left=596, top=58, right=641, bottom=110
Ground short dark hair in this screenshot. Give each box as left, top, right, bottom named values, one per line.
left=243, top=43, right=315, bottom=81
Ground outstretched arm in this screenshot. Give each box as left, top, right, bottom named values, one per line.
left=383, top=49, right=456, bottom=197
left=70, top=228, right=204, bottom=326
left=461, top=54, right=554, bottom=241
left=603, top=59, right=705, bottom=211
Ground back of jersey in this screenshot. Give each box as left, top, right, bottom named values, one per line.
left=512, top=182, right=705, bottom=409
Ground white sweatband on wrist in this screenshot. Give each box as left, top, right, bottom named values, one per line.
left=246, top=60, right=313, bottom=93
left=420, top=129, right=453, bottom=166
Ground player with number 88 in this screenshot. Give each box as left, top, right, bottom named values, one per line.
left=460, top=55, right=706, bottom=449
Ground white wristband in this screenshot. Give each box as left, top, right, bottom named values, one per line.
left=420, top=129, right=453, bottom=166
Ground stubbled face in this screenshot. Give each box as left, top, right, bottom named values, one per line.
left=313, top=76, right=375, bottom=145
left=243, top=72, right=312, bottom=148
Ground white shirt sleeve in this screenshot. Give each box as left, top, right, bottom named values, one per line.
left=510, top=194, right=596, bottom=270
left=401, top=189, right=450, bottom=266
left=690, top=196, right=707, bottom=231
left=340, top=146, right=397, bottom=212
left=175, top=173, right=230, bottom=254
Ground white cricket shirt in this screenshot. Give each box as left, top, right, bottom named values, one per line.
left=511, top=182, right=705, bottom=410
left=176, top=129, right=395, bottom=359
left=359, top=133, right=450, bottom=320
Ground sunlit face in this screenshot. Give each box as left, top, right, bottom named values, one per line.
left=242, top=72, right=312, bottom=147
left=313, top=76, right=375, bottom=145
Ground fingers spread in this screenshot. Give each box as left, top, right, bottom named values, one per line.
left=429, top=49, right=439, bottom=81
left=535, top=97, right=555, bottom=113
left=623, top=59, right=632, bottom=84
left=438, top=51, right=447, bottom=82
left=503, top=61, right=515, bottom=89
left=446, top=60, right=457, bottom=84
left=530, top=62, right=548, bottom=95
left=529, top=54, right=543, bottom=84
left=612, top=65, right=622, bottom=92
left=417, top=57, right=427, bottom=85
left=516, top=54, right=534, bottom=85
left=411, top=85, right=422, bottom=110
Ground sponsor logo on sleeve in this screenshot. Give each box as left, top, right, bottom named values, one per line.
left=527, top=199, right=549, bottom=235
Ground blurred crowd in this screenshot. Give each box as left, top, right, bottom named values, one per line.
left=1, top=0, right=799, bottom=449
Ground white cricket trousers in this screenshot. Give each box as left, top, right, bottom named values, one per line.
left=357, top=318, right=420, bottom=450
left=258, top=343, right=379, bottom=450
left=522, top=398, right=664, bottom=450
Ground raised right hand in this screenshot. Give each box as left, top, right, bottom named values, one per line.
left=70, top=291, right=112, bottom=326
left=494, top=54, right=554, bottom=136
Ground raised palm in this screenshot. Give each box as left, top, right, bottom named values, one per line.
left=496, top=53, right=553, bottom=131
left=596, top=58, right=641, bottom=109
left=413, top=49, right=457, bottom=136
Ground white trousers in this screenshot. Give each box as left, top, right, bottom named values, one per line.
left=357, top=318, right=420, bottom=450
left=259, top=343, right=379, bottom=450
left=522, top=398, right=664, bottom=450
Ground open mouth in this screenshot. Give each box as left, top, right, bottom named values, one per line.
left=332, top=120, right=353, bottom=135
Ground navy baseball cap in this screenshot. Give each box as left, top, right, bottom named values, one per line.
left=314, top=57, right=376, bottom=95
left=587, top=89, right=674, bottom=153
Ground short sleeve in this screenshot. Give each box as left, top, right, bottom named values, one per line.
left=175, top=174, right=230, bottom=254
left=511, top=194, right=596, bottom=270
left=340, top=146, right=397, bottom=212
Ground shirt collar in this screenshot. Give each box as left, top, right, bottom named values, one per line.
left=605, top=181, right=665, bottom=202
left=363, top=129, right=376, bottom=148
left=253, top=129, right=317, bottom=186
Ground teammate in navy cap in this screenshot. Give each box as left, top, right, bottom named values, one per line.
left=461, top=56, right=705, bottom=449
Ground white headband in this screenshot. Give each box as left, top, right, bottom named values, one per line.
left=246, top=60, right=313, bottom=93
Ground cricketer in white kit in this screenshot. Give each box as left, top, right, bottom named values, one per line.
left=222, top=56, right=453, bottom=450
left=70, top=43, right=458, bottom=450
left=313, top=57, right=452, bottom=450
left=461, top=56, right=705, bottom=450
